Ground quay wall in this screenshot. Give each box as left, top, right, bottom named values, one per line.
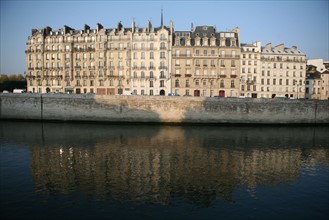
left=0, top=93, right=328, bottom=124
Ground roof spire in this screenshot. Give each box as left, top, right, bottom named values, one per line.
left=161, top=6, right=163, bottom=27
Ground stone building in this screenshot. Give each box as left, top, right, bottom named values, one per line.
left=171, top=25, right=241, bottom=97
left=240, top=42, right=261, bottom=98
left=259, top=43, right=307, bottom=98
left=25, top=20, right=173, bottom=95
left=306, top=59, right=329, bottom=100
left=26, top=20, right=312, bottom=99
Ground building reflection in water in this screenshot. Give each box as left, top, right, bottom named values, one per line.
left=3, top=122, right=327, bottom=207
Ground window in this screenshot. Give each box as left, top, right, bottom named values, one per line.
left=150, top=81, right=153, bottom=87
left=231, top=80, right=235, bottom=88
left=220, top=80, right=224, bottom=88
left=186, top=80, right=190, bottom=87
left=175, top=79, right=180, bottom=87
left=160, top=80, right=165, bottom=87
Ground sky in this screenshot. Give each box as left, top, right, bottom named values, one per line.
left=1, top=0, right=328, bottom=74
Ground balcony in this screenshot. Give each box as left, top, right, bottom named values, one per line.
left=219, top=54, right=240, bottom=59
left=174, top=74, right=181, bottom=77
left=185, top=74, right=192, bottom=77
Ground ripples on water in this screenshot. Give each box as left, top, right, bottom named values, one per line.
left=0, top=121, right=328, bottom=219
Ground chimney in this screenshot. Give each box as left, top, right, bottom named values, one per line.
left=170, top=20, right=173, bottom=34
left=96, top=23, right=103, bottom=32
left=265, top=43, right=272, bottom=50
left=84, top=24, right=90, bottom=32
left=274, top=43, right=284, bottom=51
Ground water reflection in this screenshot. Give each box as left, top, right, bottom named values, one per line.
left=1, top=122, right=329, bottom=207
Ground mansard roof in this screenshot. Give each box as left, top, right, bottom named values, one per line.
left=261, top=43, right=305, bottom=55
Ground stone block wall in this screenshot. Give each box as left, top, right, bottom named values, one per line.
left=1, top=94, right=328, bottom=124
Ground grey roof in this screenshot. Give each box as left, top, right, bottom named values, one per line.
left=261, top=46, right=305, bottom=55
left=173, top=25, right=239, bottom=47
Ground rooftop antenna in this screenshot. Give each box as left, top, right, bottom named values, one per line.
left=161, top=6, right=163, bottom=27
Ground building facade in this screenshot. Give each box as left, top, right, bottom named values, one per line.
left=27, top=21, right=325, bottom=99
left=306, top=59, right=329, bottom=100
left=240, top=42, right=261, bottom=98
left=26, top=21, right=173, bottom=95
left=259, top=43, right=307, bottom=99
left=171, top=25, right=241, bottom=97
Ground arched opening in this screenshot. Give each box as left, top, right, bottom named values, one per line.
left=160, top=89, right=165, bottom=96
left=194, top=90, right=200, bottom=97
left=46, top=87, right=50, bottom=93
left=272, top=94, right=276, bottom=98
left=219, top=90, right=225, bottom=97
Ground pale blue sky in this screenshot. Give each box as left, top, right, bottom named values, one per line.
left=1, top=0, right=328, bottom=74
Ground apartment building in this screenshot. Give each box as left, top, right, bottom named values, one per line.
left=26, top=21, right=173, bottom=95
left=306, top=59, right=329, bottom=100
left=240, top=42, right=261, bottom=98
left=259, top=43, right=307, bottom=98
left=26, top=21, right=318, bottom=99
left=171, top=25, right=241, bottom=97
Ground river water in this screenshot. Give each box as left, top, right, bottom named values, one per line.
left=0, top=121, right=328, bottom=219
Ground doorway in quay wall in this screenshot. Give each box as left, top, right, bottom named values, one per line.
left=219, top=90, right=225, bottom=97
left=160, top=89, right=165, bottom=96
left=194, top=90, right=200, bottom=97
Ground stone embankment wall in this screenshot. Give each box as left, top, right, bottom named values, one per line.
left=1, top=93, right=328, bottom=124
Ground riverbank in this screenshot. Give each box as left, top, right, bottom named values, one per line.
left=1, top=93, right=328, bottom=124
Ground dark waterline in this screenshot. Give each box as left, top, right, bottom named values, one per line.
left=1, top=121, right=328, bottom=220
